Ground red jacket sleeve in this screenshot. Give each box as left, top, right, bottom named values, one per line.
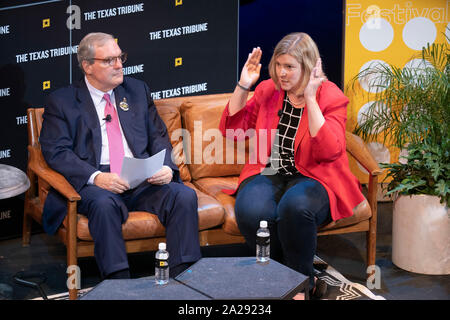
left=219, top=83, right=264, bottom=139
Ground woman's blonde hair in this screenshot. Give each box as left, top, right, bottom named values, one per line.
left=268, top=32, right=323, bottom=95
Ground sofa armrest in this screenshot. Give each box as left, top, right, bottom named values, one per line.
left=345, top=132, right=383, bottom=177
left=192, top=177, right=242, bottom=235
left=28, top=145, right=81, bottom=201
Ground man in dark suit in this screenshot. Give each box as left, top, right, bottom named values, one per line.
left=39, top=32, right=201, bottom=279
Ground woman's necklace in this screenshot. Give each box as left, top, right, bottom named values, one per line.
left=287, top=92, right=305, bottom=108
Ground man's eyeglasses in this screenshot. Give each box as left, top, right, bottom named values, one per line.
left=89, top=52, right=127, bottom=66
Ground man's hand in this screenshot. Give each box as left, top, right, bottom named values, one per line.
left=147, top=165, right=173, bottom=185
left=94, top=172, right=130, bottom=194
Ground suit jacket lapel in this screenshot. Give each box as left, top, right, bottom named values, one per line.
left=270, top=90, right=284, bottom=130
left=294, top=105, right=308, bottom=153
left=114, top=85, right=136, bottom=155
left=267, top=89, right=284, bottom=149
left=76, top=79, right=102, bottom=167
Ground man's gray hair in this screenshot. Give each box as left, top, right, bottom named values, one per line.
left=77, top=32, right=115, bottom=74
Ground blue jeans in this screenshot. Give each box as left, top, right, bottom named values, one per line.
left=235, top=173, right=331, bottom=288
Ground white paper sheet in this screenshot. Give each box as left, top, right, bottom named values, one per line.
left=120, top=149, right=166, bottom=189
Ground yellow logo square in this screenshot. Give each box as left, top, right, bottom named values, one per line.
left=42, top=18, right=50, bottom=28
left=175, top=57, right=182, bottom=67
left=43, top=81, right=50, bottom=90
left=175, top=0, right=183, bottom=6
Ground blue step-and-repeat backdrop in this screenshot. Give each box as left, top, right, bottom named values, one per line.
left=0, top=0, right=239, bottom=239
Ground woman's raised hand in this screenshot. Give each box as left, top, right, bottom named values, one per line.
left=239, top=47, right=262, bottom=88
left=304, top=58, right=326, bottom=100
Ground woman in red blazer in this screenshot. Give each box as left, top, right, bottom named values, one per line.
left=219, top=33, right=366, bottom=299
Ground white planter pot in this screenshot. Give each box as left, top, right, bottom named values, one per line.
left=392, top=194, right=449, bottom=275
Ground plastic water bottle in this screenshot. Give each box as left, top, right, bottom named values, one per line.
left=155, top=242, right=169, bottom=285
left=256, top=220, right=270, bottom=262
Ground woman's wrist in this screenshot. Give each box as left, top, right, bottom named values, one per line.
left=236, top=81, right=250, bottom=91
left=304, top=94, right=317, bottom=105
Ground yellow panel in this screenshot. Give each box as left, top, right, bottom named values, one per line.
left=343, top=0, right=448, bottom=183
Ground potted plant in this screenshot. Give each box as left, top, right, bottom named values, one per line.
left=349, top=36, right=449, bottom=275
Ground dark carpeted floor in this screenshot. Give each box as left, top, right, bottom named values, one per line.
left=0, top=202, right=448, bottom=300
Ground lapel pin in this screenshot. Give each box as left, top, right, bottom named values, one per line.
left=119, top=97, right=129, bottom=111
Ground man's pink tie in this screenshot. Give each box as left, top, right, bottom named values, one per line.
left=103, top=93, right=124, bottom=175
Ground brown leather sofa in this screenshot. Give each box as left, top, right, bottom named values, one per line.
left=23, top=92, right=381, bottom=299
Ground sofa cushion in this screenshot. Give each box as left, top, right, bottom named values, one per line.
left=193, top=176, right=242, bottom=235
left=180, top=93, right=253, bottom=180
left=155, top=98, right=191, bottom=182
left=75, top=182, right=225, bottom=241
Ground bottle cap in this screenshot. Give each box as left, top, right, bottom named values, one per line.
left=158, top=242, right=166, bottom=250
left=260, top=220, right=267, bottom=228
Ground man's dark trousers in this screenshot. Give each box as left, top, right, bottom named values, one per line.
left=77, top=178, right=201, bottom=278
